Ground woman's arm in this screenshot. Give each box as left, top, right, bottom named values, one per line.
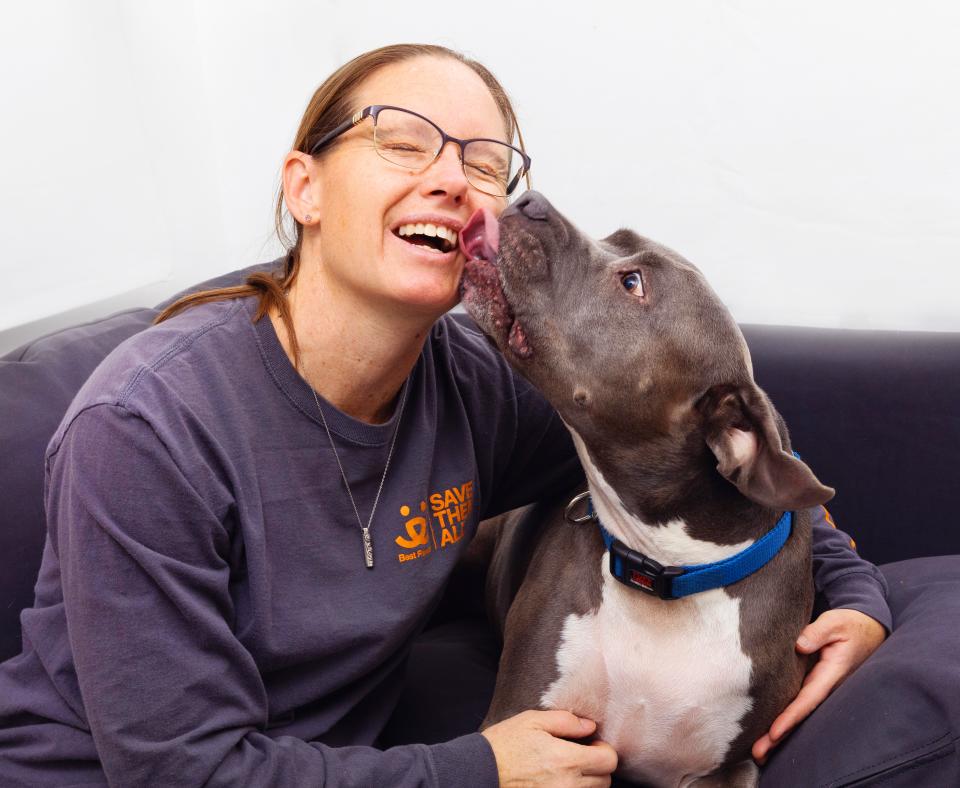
left=810, top=506, right=892, bottom=631
left=752, top=506, right=890, bottom=762
left=50, top=404, right=497, bottom=787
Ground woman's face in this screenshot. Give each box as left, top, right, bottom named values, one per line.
left=304, top=56, right=511, bottom=318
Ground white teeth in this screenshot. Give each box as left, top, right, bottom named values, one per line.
left=396, top=222, right=460, bottom=249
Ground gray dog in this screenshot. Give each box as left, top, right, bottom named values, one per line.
left=458, top=191, right=834, bottom=787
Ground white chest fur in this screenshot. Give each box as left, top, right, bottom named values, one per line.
left=545, top=429, right=757, bottom=786
left=540, top=558, right=753, bottom=787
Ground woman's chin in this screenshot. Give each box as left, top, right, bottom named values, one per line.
left=387, top=278, right=461, bottom=318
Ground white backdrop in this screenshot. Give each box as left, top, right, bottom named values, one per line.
left=1, top=1, right=958, bottom=353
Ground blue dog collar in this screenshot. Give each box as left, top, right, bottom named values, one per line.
left=593, top=499, right=793, bottom=600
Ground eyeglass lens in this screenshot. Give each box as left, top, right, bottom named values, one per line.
left=373, top=108, right=522, bottom=196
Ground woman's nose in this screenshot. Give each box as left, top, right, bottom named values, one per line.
left=423, top=142, right=470, bottom=195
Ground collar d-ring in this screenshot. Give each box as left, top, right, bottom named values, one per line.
left=564, top=491, right=598, bottom=524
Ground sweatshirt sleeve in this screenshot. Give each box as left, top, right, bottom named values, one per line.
left=47, top=404, right=499, bottom=788
left=810, top=505, right=892, bottom=633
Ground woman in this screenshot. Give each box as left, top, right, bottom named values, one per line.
left=0, top=44, right=887, bottom=787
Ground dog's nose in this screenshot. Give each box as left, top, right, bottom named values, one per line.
left=514, top=190, right=550, bottom=221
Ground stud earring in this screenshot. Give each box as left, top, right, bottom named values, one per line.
left=304, top=214, right=312, bottom=223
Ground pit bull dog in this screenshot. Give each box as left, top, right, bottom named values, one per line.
left=458, top=191, right=835, bottom=787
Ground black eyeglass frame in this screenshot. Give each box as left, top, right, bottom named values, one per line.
left=307, top=104, right=532, bottom=197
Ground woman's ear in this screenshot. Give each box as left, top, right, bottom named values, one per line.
left=282, top=150, right=321, bottom=226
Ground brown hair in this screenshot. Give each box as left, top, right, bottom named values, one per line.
left=154, top=43, right=527, bottom=371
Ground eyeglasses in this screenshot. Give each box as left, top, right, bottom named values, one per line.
left=307, top=104, right=531, bottom=197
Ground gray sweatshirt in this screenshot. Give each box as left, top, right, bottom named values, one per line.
left=0, top=296, right=890, bottom=787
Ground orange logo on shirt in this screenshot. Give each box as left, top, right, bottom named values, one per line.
left=395, top=480, right=475, bottom=564
left=395, top=501, right=430, bottom=548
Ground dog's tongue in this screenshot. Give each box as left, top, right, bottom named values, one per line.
left=460, top=207, right=500, bottom=262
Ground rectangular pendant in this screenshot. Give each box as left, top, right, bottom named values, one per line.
left=362, top=527, right=374, bottom=569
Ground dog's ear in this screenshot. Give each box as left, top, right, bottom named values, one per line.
left=698, top=383, right=834, bottom=510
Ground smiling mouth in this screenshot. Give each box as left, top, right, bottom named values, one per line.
left=458, top=208, right=533, bottom=359
left=393, top=223, right=458, bottom=253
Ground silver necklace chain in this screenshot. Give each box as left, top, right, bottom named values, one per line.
left=310, top=381, right=409, bottom=569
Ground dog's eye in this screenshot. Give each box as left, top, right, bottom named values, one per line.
left=621, top=272, right=644, bottom=296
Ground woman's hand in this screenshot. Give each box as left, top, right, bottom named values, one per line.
left=752, top=608, right=887, bottom=763
left=481, top=709, right=618, bottom=787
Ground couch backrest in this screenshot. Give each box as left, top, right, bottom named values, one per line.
left=741, top=323, right=960, bottom=568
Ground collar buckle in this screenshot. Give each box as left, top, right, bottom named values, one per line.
left=609, top=540, right=685, bottom=599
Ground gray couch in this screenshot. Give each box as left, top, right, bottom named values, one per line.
left=2, top=261, right=959, bottom=785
